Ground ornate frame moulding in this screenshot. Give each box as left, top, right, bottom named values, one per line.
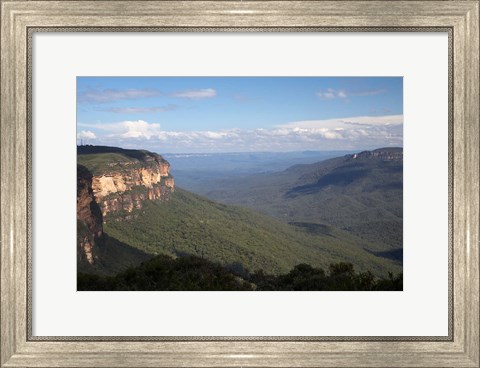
left=1, top=1, right=479, bottom=367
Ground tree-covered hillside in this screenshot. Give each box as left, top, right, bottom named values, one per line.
left=197, top=148, right=403, bottom=255
left=103, top=188, right=401, bottom=277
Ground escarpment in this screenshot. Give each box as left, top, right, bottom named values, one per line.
left=91, top=163, right=174, bottom=217
left=350, top=147, right=403, bottom=161
left=77, top=145, right=175, bottom=218
left=77, top=146, right=175, bottom=267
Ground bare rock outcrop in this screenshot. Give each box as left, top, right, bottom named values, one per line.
left=91, top=160, right=174, bottom=217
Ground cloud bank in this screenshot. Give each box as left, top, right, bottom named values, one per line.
left=79, top=115, right=403, bottom=153
left=77, top=130, right=97, bottom=140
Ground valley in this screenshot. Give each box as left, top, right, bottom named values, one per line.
left=77, top=145, right=403, bottom=290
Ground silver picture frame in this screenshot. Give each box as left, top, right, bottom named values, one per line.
left=1, top=1, right=478, bottom=366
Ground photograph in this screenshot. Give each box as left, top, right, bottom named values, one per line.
left=76, top=77, right=404, bottom=291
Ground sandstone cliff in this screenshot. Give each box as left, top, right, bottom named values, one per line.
left=77, top=146, right=175, bottom=218
left=92, top=165, right=174, bottom=217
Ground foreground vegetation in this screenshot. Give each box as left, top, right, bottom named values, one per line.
left=78, top=254, right=402, bottom=291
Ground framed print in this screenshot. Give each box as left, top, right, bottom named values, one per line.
left=0, top=1, right=478, bottom=367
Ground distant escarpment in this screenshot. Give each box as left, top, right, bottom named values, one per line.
left=349, top=147, right=403, bottom=161
left=77, top=145, right=175, bottom=219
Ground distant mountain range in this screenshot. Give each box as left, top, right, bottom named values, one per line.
left=164, top=150, right=356, bottom=191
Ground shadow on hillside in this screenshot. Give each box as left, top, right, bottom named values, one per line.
left=289, top=222, right=336, bottom=237
left=285, top=168, right=372, bottom=197
left=368, top=248, right=403, bottom=262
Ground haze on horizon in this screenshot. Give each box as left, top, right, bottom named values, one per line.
left=77, top=76, right=403, bottom=154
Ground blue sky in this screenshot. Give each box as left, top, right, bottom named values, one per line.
left=77, top=77, right=403, bottom=153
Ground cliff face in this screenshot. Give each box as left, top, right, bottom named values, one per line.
left=77, top=165, right=103, bottom=264
left=77, top=146, right=175, bottom=219
left=91, top=161, right=174, bottom=218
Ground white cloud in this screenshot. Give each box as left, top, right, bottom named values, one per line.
left=279, top=115, right=403, bottom=129
left=317, top=88, right=344, bottom=99
left=102, top=105, right=177, bottom=114
left=350, top=89, right=387, bottom=97
left=77, top=130, right=97, bottom=139
left=118, top=121, right=162, bottom=139
left=323, top=131, right=343, bottom=140
left=316, top=88, right=387, bottom=100
left=80, top=87, right=218, bottom=104
left=81, top=120, right=162, bottom=140
left=78, top=88, right=161, bottom=104
left=171, top=88, right=217, bottom=100
left=202, top=131, right=228, bottom=139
